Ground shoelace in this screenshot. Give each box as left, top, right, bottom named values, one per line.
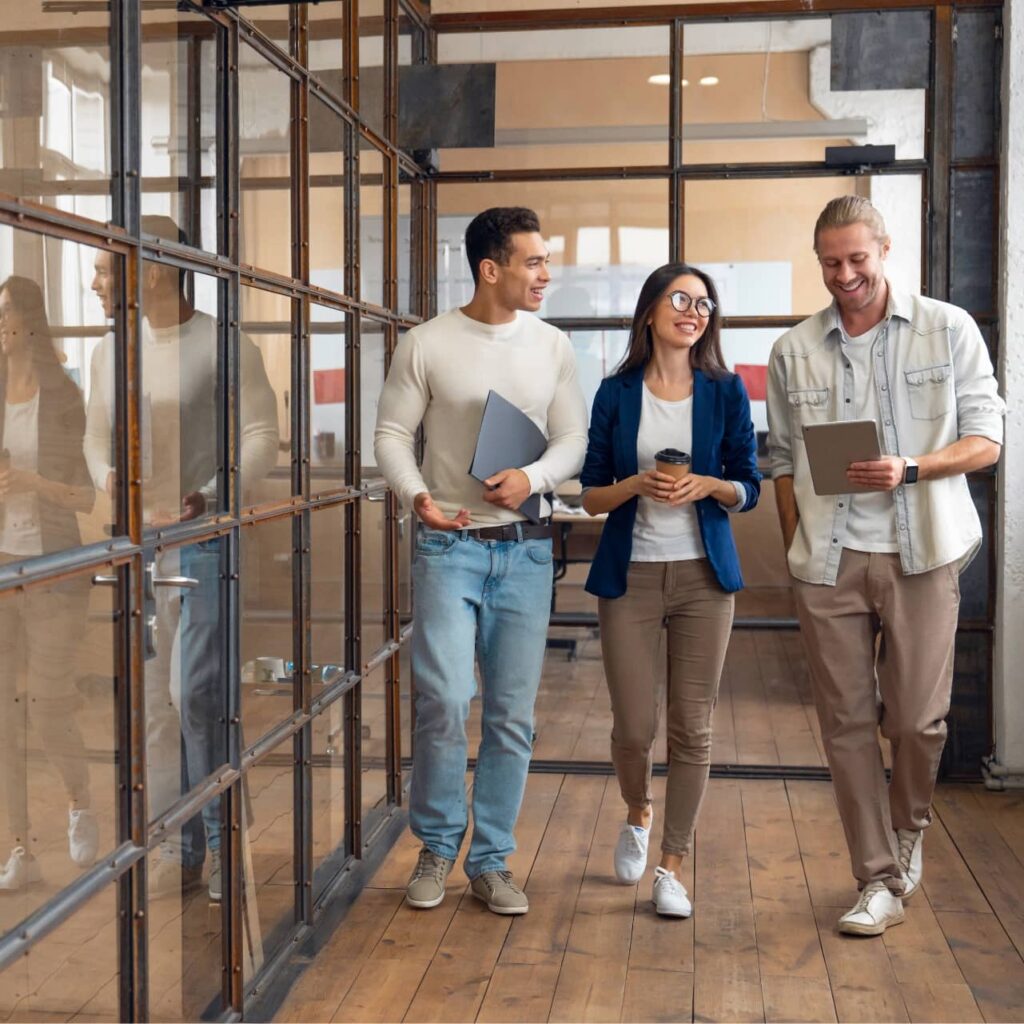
left=412, top=850, right=448, bottom=883
left=851, top=880, right=888, bottom=914
left=483, top=870, right=523, bottom=895
left=897, top=832, right=916, bottom=872
left=654, top=870, right=685, bottom=897
left=622, top=825, right=645, bottom=855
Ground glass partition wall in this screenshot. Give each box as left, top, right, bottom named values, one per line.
left=0, top=0, right=425, bottom=1019
left=0, top=0, right=1002, bottom=1018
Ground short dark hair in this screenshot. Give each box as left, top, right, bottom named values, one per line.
left=464, top=207, right=541, bottom=286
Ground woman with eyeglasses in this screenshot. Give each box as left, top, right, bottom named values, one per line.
left=580, top=263, right=760, bottom=917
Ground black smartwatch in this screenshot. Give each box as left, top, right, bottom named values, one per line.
left=902, top=457, right=919, bottom=485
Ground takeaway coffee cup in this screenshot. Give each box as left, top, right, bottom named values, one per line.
left=654, top=448, right=692, bottom=480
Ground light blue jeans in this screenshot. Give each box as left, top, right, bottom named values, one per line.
left=410, top=525, right=553, bottom=879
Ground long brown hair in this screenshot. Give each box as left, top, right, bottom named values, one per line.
left=0, top=275, right=65, bottom=386
left=614, top=262, right=728, bottom=379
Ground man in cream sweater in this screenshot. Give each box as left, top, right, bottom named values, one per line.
left=375, top=207, right=587, bottom=915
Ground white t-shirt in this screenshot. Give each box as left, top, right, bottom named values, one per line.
left=631, top=385, right=707, bottom=562
left=840, top=324, right=899, bottom=554
left=374, top=308, right=588, bottom=526
left=1, top=391, right=43, bottom=557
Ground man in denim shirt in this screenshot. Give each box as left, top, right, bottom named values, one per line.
left=767, top=197, right=1004, bottom=937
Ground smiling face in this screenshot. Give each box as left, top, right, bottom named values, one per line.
left=487, top=231, right=551, bottom=314
left=816, top=222, right=890, bottom=322
left=91, top=249, right=116, bottom=318
left=647, top=273, right=710, bottom=354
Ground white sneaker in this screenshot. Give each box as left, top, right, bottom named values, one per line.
left=837, top=880, right=905, bottom=936
left=68, top=808, right=99, bottom=868
left=896, top=828, right=923, bottom=899
left=613, top=817, right=651, bottom=884
left=0, top=848, right=42, bottom=891
left=651, top=866, right=692, bottom=918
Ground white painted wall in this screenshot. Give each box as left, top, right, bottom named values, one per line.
left=991, top=0, right=1024, bottom=783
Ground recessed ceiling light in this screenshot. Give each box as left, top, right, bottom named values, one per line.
left=647, top=73, right=671, bottom=85
left=699, top=75, right=720, bottom=86
left=681, top=78, right=689, bottom=87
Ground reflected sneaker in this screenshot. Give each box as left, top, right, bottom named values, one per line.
left=406, top=847, right=454, bottom=909
left=897, top=828, right=924, bottom=899
left=68, top=808, right=99, bottom=868
left=208, top=849, right=223, bottom=902
left=652, top=866, right=692, bottom=918
left=837, top=880, right=905, bottom=936
left=470, top=870, right=529, bottom=915
left=149, top=854, right=203, bottom=899
left=614, top=818, right=651, bottom=884
left=0, top=848, right=42, bottom=891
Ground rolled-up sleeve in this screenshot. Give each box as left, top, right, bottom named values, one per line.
left=766, top=341, right=794, bottom=479
left=951, top=313, right=1005, bottom=444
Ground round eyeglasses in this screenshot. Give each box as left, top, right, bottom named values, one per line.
left=667, top=290, right=716, bottom=317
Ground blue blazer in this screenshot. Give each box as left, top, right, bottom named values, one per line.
left=580, top=366, right=761, bottom=598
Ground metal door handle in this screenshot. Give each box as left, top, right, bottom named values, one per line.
left=153, top=575, right=199, bottom=589
left=92, top=574, right=118, bottom=586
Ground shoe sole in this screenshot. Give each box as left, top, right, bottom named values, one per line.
left=837, top=910, right=905, bottom=936
left=614, top=868, right=646, bottom=885
left=901, top=879, right=921, bottom=900
left=471, top=890, right=528, bottom=915
left=653, top=903, right=692, bottom=919
left=406, top=891, right=446, bottom=909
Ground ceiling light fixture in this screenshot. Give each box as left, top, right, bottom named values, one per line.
left=700, top=75, right=720, bottom=86
left=682, top=78, right=689, bottom=87
left=647, top=73, right=671, bottom=85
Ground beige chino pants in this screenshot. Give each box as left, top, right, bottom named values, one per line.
left=792, top=550, right=960, bottom=893
left=598, top=559, right=735, bottom=856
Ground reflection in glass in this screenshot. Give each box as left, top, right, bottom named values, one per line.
left=435, top=26, right=669, bottom=171
left=398, top=641, right=412, bottom=785
left=144, top=538, right=226, bottom=889
left=398, top=182, right=414, bottom=315
left=360, top=148, right=387, bottom=307
left=361, top=496, right=387, bottom=660
left=565, top=329, right=630, bottom=415
left=0, top=5, right=113, bottom=222
left=361, top=666, right=388, bottom=830
left=360, top=322, right=386, bottom=485
left=141, top=11, right=219, bottom=254
left=311, top=503, right=347, bottom=682
left=239, top=44, right=292, bottom=277
left=0, top=230, right=116, bottom=551
left=309, top=95, right=348, bottom=297
left=438, top=180, right=669, bottom=316
left=0, top=568, right=116, bottom=930
left=683, top=175, right=922, bottom=316
left=0, top=883, right=119, bottom=1020
left=242, top=737, right=296, bottom=985
left=311, top=698, right=347, bottom=899
left=147, top=813, right=224, bottom=1023
left=308, top=2, right=345, bottom=75
left=240, top=516, right=295, bottom=746
left=310, top=306, right=346, bottom=495
left=358, top=0, right=386, bottom=138
left=240, top=286, right=290, bottom=508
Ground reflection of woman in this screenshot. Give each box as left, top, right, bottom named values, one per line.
left=580, top=263, right=760, bottom=917
left=0, top=276, right=98, bottom=890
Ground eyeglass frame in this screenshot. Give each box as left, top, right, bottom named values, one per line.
left=667, top=290, right=716, bottom=318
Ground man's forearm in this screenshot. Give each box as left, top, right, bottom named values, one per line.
left=773, top=474, right=799, bottom=551
left=917, top=435, right=1001, bottom=481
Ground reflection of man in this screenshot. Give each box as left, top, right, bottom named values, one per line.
left=767, top=196, right=1004, bottom=936
left=375, top=207, right=587, bottom=915
left=85, top=218, right=278, bottom=899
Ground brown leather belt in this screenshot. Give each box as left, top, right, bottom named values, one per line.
left=468, top=520, right=554, bottom=542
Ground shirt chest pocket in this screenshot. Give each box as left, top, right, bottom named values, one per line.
left=787, top=387, right=830, bottom=437
left=904, top=363, right=953, bottom=420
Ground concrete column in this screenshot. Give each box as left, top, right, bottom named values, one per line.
left=989, top=0, right=1024, bottom=786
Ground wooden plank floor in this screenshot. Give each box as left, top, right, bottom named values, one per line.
left=277, top=780, right=1024, bottom=1024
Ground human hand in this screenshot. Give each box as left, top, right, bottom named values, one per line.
left=0, top=468, right=37, bottom=499
left=181, top=491, right=207, bottom=521
left=666, top=473, right=717, bottom=506
left=847, top=456, right=906, bottom=491
left=105, top=470, right=117, bottom=499
left=482, top=468, right=532, bottom=511
left=631, top=470, right=675, bottom=502
left=413, top=492, right=471, bottom=531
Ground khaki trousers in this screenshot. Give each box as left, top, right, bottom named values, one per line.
left=598, top=559, right=735, bottom=856
left=792, top=550, right=959, bottom=892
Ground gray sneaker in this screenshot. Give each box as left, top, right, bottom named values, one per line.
left=470, top=870, right=529, bottom=916
left=149, top=855, right=203, bottom=899
left=406, top=847, right=454, bottom=909
left=208, top=849, right=222, bottom=902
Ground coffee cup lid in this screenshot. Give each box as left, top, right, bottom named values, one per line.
left=655, top=448, right=691, bottom=465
